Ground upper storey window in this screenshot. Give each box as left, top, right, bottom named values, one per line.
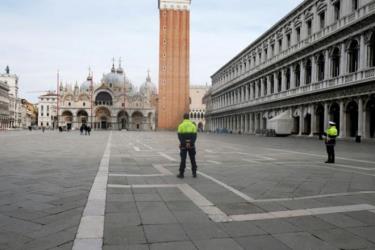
left=307, top=20, right=312, bottom=36
left=348, top=40, right=359, bottom=73
left=319, top=12, right=325, bottom=30
left=334, top=1, right=341, bottom=21
left=296, top=27, right=301, bottom=43
left=286, top=34, right=291, bottom=48
left=264, top=48, right=268, bottom=60
left=352, top=0, right=358, bottom=11
left=270, top=44, right=275, bottom=57
left=278, top=39, right=283, bottom=53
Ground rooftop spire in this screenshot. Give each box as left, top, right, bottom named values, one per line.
left=87, top=66, right=93, bottom=81
left=146, top=69, right=151, bottom=82
left=111, top=57, right=116, bottom=73
left=117, top=57, right=124, bottom=74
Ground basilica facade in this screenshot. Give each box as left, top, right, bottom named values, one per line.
left=205, top=0, right=375, bottom=140
left=57, top=63, right=157, bottom=131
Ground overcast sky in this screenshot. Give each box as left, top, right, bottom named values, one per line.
left=0, top=0, right=301, bottom=102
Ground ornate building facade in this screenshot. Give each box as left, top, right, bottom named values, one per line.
left=0, top=66, right=20, bottom=128
left=205, top=0, right=375, bottom=139
left=189, top=85, right=209, bottom=130
left=158, top=0, right=191, bottom=129
left=57, top=63, right=157, bottom=131
left=0, top=80, right=10, bottom=130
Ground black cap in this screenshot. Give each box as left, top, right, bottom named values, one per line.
left=183, top=113, right=189, bottom=119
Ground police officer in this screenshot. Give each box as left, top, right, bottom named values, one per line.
left=177, top=113, right=198, bottom=178
left=324, top=121, right=338, bottom=164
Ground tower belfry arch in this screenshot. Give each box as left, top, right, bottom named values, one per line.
left=157, top=0, right=191, bottom=130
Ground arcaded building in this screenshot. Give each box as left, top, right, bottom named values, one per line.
left=205, top=0, right=375, bottom=139
left=189, top=85, right=209, bottom=130
left=158, top=0, right=191, bottom=130
left=0, top=80, right=10, bottom=129
left=56, top=63, right=157, bottom=131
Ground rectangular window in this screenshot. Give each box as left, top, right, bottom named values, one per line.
left=296, top=27, right=301, bottom=42
left=353, top=0, right=358, bottom=11
left=334, top=1, right=341, bottom=21
left=286, top=34, right=291, bottom=48
left=264, top=48, right=268, bottom=60
left=307, top=20, right=312, bottom=36
left=319, top=12, right=325, bottom=29
left=278, top=39, right=283, bottom=52
left=271, top=44, right=275, bottom=56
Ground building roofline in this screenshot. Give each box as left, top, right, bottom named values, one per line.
left=211, top=0, right=312, bottom=78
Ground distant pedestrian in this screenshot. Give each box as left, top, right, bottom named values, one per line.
left=323, top=121, right=338, bottom=164
left=80, top=125, right=84, bottom=135
left=87, top=126, right=91, bottom=136
left=177, top=113, right=198, bottom=178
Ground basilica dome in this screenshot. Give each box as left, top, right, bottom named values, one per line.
left=101, top=63, right=133, bottom=91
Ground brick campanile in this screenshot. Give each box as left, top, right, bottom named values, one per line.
left=158, top=0, right=191, bottom=130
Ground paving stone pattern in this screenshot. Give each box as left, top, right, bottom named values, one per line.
left=1, top=131, right=375, bottom=249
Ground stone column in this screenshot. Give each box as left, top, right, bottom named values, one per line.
left=340, top=43, right=347, bottom=76
left=241, top=114, right=246, bottom=134
left=339, top=100, right=346, bottom=138
left=324, top=102, right=329, bottom=131
left=310, top=104, right=316, bottom=136
left=311, top=56, right=317, bottom=83
left=281, top=69, right=286, bottom=92
left=359, top=34, right=366, bottom=71
left=238, top=115, right=242, bottom=132
left=358, top=98, right=363, bottom=137
left=299, top=106, right=304, bottom=136
left=274, top=72, right=279, bottom=93
left=290, top=65, right=296, bottom=89
left=324, top=50, right=330, bottom=80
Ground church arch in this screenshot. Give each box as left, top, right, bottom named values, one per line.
left=95, top=91, right=113, bottom=106
left=77, top=110, right=88, bottom=126
left=131, top=111, right=144, bottom=130
left=61, top=110, right=73, bottom=130
left=95, top=107, right=111, bottom=129
left=117, top=110, right=129, bottom=130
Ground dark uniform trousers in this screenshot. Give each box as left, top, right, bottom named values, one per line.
left=179, top=147, right=198, bottom=175
left=326, top=144, right=335, bottom=163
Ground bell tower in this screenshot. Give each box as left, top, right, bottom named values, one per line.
left=158, top=0, right=191, bottom=129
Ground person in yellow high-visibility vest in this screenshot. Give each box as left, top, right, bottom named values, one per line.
left=324, top=121, right=338, bottom=164
left=177, top=113, right=198, bottom=178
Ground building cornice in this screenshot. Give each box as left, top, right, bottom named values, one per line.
left=158, top=0, right=191, bottom=10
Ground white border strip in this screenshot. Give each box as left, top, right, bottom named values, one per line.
left=159, top=152, right=178, bottom=162
left=230, top=204, right=375, bottom=221
left=73, top=132, right=112, bottom=250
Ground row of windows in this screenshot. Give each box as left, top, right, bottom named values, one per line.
left=212, top=34, right=375, bottom=109
left=190, top=112, right=205, bottom=120
left=213, top=0, right=361, bottom=85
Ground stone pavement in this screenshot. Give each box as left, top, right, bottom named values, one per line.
left=1, top=130, right=375, bottom=250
